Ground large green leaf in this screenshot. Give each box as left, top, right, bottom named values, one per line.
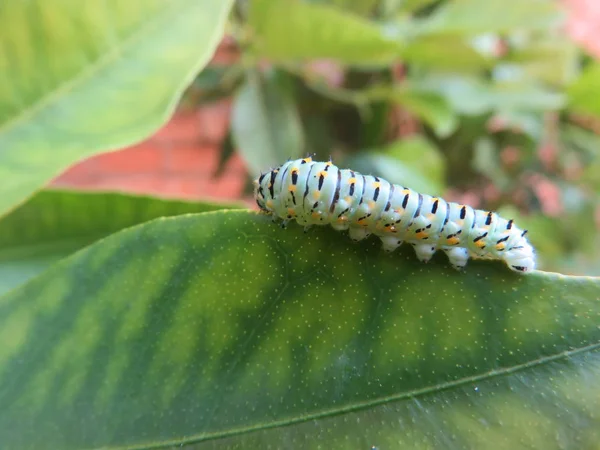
left=0, top=190, right=239, bottom=296
left=231, top=70, right=305, bottom=177
left=0, top=0, right=233, bottom=218
left=248, top=0, right=401, bottom=64
left=1, top=210, right=599, bottom=449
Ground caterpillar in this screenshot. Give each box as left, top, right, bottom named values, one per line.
left=253, top=157, right=535, bottom=274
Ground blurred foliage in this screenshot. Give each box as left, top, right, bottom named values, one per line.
left=188, top=0, right=600, bottom=276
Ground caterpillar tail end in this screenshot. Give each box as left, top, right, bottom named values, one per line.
left=504, top=243, right=536, bottom=274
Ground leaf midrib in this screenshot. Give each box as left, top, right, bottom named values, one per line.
left=101, top=336, right=600, bottom=450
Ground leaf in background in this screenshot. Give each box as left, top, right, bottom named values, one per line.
left=414, top=76, right=565, bottom=115
left=503, top=38, right=579, bottom=87
left=0, top=0, right=233, bottom=218
left=418, top=0, right=563, bottom=35
left=0, top=190, right=239, bottom=295
left=326, top=0, right=380, bottom=16
left=346, top=135, right=445, bottom=195
left=248, top=0, right=402, bottom=65
left=1, top=211, right=600, bottom=449
left=401, top=35, right=491, bottom=71
left=189, top=65, right=245, bottom=105
left=471, top=137, right=511, bottom=189
left=391, top=88, right=459, bottom=137
left=231, top=70, right=305, bottom=177
left=395, top=0, right=439, bottom=14
left=213, top=130, right=236, bottom=178
left=568, top=63, right=600, bottom=117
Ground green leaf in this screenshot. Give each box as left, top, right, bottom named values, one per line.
left=2, top=210, right=599, bottom=449
left=231, top=70, right=305, bottom=177
left=391, top=88, right=459, bottom=137
left=569, top=63, right=600, bottom=117
left=321, top=0, right=380, bottom=16
left=503, top=39, right=579, bottom=87
left=415, top=76, right=565, bottom=115
left=347, top=135, right=446, bottom=195
left=187, top=66, right=245, bottom=106
left=418, top=0, right=563, bottom=35
left=248, top=0, right=402, bottom=64
left=0, top=0, right=233, bottom=218
left=0, top=190, right=239, bottom=296
left=401, top=35, right=491, bottom=71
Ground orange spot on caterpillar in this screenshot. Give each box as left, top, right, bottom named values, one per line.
left=495, top=243, right=505, bottom=251
left=287, top=208, right=296, bottom=216
left=288, top=185, right=297, bottom=192
left=303, top=157, right=312, bottom=163
left=348, top=177, right=357, bottom=184
left=312, top=191, right=321, bottom=200
left=416, top=231, right=428, bottom=239
left=446, top=237, right=460, bottom=246
left=311, top=211, right=321, bottom=219
left=318, top=171, right=328, bottom=177
left=475, top=240, right=486, bottom=248
left=373, top=182, right=381, bottom=189
left=368, top=201, right=376, bottom=209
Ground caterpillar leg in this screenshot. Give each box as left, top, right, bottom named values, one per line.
left=412, top=243, right=437, bottom=263
left=348, top=226, right=371, bottom=242
left=331, top=221, right=350, bottom=231
left=379, top=236, right=403, bottom=253
left=443, top=247, right=469, bottom=270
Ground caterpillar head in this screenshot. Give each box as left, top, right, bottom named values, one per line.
left=254, top=169, right=277, bottom=213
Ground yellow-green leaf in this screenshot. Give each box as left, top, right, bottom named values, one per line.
left=1, top=210, right=599, bottom=449
left=0, top=0, right=233, bottom=218
left=248, top=0, right=401, bottom=64
left=0, top=190, right=239, bottom=296
left=418, top=0, right=563, bottom=35
left=569, top=63, right=600, bottom=117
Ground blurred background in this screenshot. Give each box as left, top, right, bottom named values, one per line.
left=51, top=0, right=600, bottom=276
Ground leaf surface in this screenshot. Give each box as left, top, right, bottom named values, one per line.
left=1, top=211, right=599, bottom=449
left=0, top=190, right=238, bottom=295
left=0, top=0, right=232, bottom=217
left=248, top=0, right=401, bottom=64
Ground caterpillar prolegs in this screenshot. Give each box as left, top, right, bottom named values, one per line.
left=254, top=158, right=536, bottom=274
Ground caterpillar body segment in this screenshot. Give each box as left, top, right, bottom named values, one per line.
left=254, top=158, right=536, bottom=274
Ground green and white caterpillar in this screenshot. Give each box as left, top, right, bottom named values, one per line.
left=254, top=157, right=535, bottom=274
